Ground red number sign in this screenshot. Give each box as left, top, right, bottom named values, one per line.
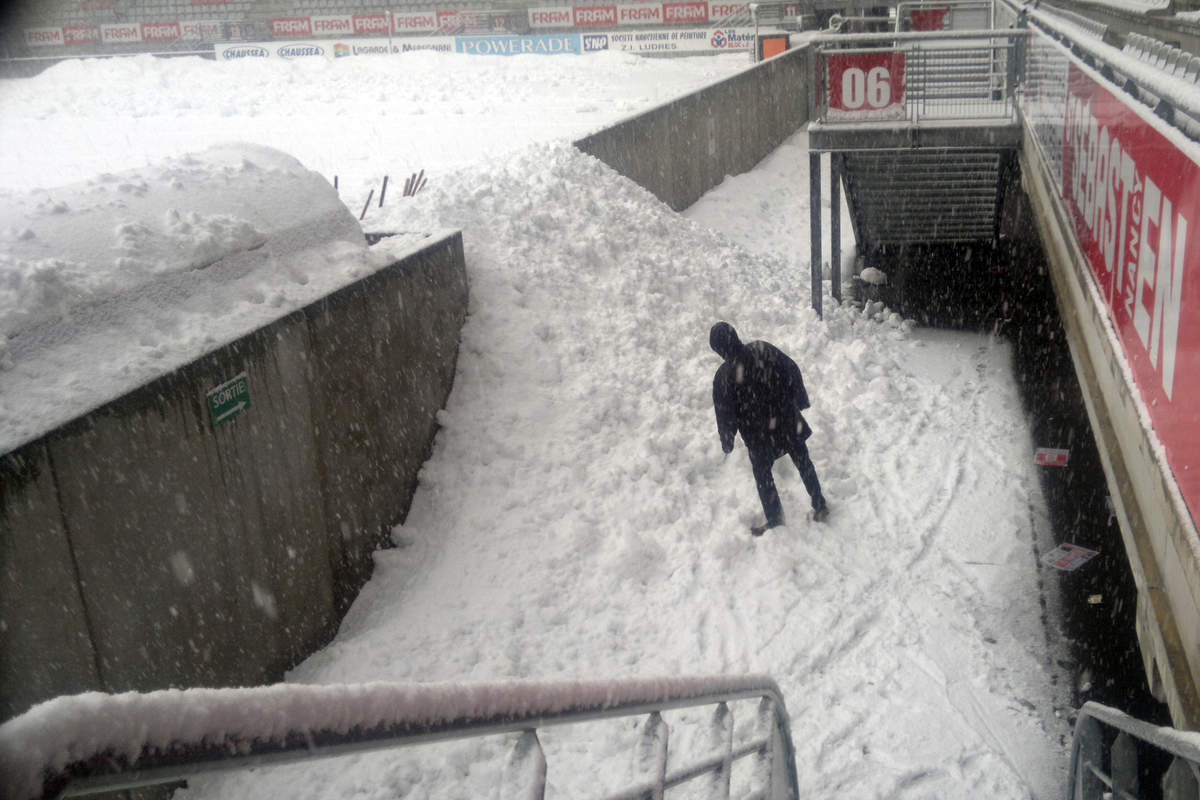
left=825, top=52, right=906, bottom=122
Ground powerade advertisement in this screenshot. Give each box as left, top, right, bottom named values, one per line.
left=456, top=33, right=581, bottom=55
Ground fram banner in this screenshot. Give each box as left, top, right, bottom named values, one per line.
left=1060, top=60, right=1200, bottom=516
left=25, top=26, right=64, bottom=47
left=824, top=52, right=906, bottom=121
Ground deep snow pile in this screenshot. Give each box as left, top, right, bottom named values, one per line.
left=0, top=143, right=376, bottom=452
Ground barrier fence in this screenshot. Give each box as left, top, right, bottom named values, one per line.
left=810, top=29, right=1023, bottom=125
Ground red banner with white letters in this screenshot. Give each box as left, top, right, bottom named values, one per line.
left=825, top=52, right=906, bottom=122
left=1060, top=61, right=1200, bottom=517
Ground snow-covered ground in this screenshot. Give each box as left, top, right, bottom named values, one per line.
left=0, top=50, right=1072, bottom=798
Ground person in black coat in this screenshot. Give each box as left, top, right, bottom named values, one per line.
left=710, top=321, right=828, bottom=535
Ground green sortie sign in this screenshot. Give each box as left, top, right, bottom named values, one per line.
left=207, top=372, right=251, bottom=428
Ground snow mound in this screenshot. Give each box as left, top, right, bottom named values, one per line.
left=0, top=143, right=375, bottom=454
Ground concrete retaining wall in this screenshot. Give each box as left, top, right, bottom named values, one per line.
left=575, top=44, right=811, bottom=211
left=0, top=232, right=467, bottom=721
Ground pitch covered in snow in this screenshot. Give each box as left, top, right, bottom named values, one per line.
left=0, top=50, right=1074, bottom=797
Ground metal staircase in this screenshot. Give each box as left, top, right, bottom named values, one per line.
left=807, top=25, right=1024, bottom=257
left=838, top=148, right=1009, bottom=246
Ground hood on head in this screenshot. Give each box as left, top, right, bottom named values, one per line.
left=709, top=321, right=742, bottom=360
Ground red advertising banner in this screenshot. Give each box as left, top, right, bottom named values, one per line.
left=394, top=12, right=439, bottom=32
left=353, top=14, right=392, bottom=35
left=1061, top=61, right=1200, bottom=515
left=62, top=25, right=99, bottom=45
left=573, top=5, right=619, bottom=25
left=825, top=52, right=906, bottom=122
left=663, top=2, right=708, bottom=23
left=618, top=4, right=663, bottom=24
left=709, top=2, right=748, bottom=19
left=141, top=21, right=181, bottom=42
left=271, top=17, right=312, bottom=37
left=310, top=16, right=353, bottom=35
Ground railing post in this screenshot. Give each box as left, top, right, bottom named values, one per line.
left=1111, top=731, right=1139, bottom=798
left=1072, top=715, right=1106, bottom=800
left=1162, top=756, right=1200, bottom=798
left=704, top=702, right=734, bottom=799
left=830, top=154, right=841, bottom=305
left=757, top=697, right=792, bottom=800
left=500, top=730, right=547, bottom=800
left=809, top=151, right=823, bottom=319
left=635, top=711, right=669, bottom=800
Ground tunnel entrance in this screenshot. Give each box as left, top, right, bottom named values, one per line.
left=854, top=234, right=1171, bottom=730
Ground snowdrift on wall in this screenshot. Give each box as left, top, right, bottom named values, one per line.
left=0, top=143, right=379, bottom=453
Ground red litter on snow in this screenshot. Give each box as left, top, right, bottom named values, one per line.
left=1035, top=447, right=1070, bottom=467
left=1043, top=542, right=1099, bottom=572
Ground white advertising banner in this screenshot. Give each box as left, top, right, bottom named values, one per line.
left=25, top=27, right=64, bottom=47
left=100, top=23, right=143, bottom=44
left=582, top=26, right=754, bottom=53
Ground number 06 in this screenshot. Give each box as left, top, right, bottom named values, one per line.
left=840, top=65, right=892, bottom=109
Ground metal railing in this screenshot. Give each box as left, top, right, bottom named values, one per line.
left=1068, top=701, right=1200, bottom=799
left=0, top=675, right=799, bottom=800
left=810, top=29, right=1024, bottom=124
left=894, top=0, right=994, bottom=32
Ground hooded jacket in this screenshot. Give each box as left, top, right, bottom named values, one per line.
left=711, top=322, right=810, bottom=456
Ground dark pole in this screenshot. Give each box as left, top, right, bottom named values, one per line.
left=830, top=153, right=841, bottom=305
left=809, top=151, right=822, bottom=319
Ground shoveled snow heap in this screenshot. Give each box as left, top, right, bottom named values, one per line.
left=0, top=143, right=384, bottom=453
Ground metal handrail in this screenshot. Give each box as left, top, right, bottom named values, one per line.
left=1068, top=701, right=1200, bottom=799
left=894, top=0, right=996, bottom=32
left=0, top=675, right=800, bottom=800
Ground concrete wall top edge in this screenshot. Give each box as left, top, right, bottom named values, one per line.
left=572, top=43, right=811, bottom=151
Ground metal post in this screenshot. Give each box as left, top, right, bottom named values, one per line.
left=809, top=151, right=822, bottom=318
left=500, top=731, right=547, bottom=800
left=830, top=154, right=841, bottom=305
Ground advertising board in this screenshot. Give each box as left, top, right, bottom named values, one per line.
left=457, top=33, right=583, bottom=54
left=584, top=27, right=754, bottom=52
left=101, top=23, right=143, bottom=44
left=25, top=27, right=64, bottom=47
left=824, top=52, right=906, bottom=121
left=1026, top=31, right=1200, bottom=527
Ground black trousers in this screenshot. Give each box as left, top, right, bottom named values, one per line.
left=747, top=436, right=825, bottom=526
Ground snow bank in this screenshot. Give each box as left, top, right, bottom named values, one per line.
left=0, top=143, right=376, bottom=453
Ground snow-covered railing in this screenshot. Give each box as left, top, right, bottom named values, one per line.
left=1021, top=3, right=1200, bottom=139
left=1035, top=4, right=1111, bottom=40
left=0, top=675, right=799, bottom=800
left=1068, top=701, right=1200, bottom=799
